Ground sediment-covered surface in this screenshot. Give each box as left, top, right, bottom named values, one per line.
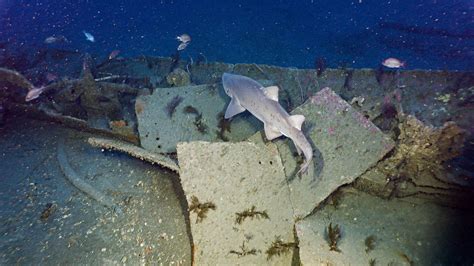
left=0, top=117, right=191, bottom=265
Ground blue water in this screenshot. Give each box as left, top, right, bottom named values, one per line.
left=1, top=0, right=473, bottom=70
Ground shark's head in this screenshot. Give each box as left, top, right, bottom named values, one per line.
left=222, top=72, right=262, bottom=98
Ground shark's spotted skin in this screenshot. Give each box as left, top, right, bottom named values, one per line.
left=222, top=73, right=313, bottom=175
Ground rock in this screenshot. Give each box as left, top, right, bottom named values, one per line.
left=135, top=84, right=261, bottom=153
left=177, top=141, right=295, bottom=265
left=250, top=87, right=395, bottom=218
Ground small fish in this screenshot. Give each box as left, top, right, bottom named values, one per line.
left=315, top=57, right=326, bottom=77
left=381, top=57, right=405, bottom=68
left=25, top=86, right=47, bottom=102
left=46, top=73, right=58, bottom=82
left=44, top=35, right=68, bottom=44
left=83, top=30, right=95, bottom=42
left=177, top=42, right=189, bottom=51
left=176, top=33, right=191, bottom=43
left=108, top=50, right=120, bottom=60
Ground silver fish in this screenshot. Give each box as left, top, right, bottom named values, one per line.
left=25, top=86, right=47, bottom=102
left=44, top=35, right=68, bottom=44
left=83, top=30, right=95, bottom=42
left=177, top=42, right=189, bottom=51
left=222, top=73, right=313, bottom=175
left=176, top=33, right=191, bottom=43
left=382, top=57, right=405, bottom=68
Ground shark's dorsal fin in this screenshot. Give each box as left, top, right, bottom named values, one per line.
left=262, top=86, right=279, bottom=102
left=264, top=123, right=283, bottom=140
left=224, top=97, right=246, bottom=119
left=289, top=115, right=305, bottom=130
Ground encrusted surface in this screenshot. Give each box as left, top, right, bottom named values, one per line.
left=177, top=141, right=295, bottom=265
left=251, top=87, right=395, bottom=218
left=296, top=189, right=474, bottom=265
left=136, top=84, right=260, bottom=153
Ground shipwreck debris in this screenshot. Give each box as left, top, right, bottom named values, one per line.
left=177, top=141, right=294, bottom=265
left=378, top=114, right=466, bottom=189
left=87, top=137, right=179, bottom=173
left=57, top=139, right=123, bottom=215
left=0, top=67, right=34, bottom=90
left=136, top=84, right=259, bottom=153
left=166, top=68, right=190, bottom=87
left=6, top=102, right=140, bottom=144
left=251, top=87, right=395, bottom=218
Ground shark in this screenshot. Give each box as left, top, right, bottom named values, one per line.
left=222, top=73, right=313, bottom=175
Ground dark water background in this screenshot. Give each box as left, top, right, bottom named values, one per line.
left=1, top=0, right=473, bottom=70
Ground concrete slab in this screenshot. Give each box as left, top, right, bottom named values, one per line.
left=135, top=84, right=261, bottom=153
left=296, top=189, right=474, bottom=266
left=250, top=87, right=394, bottom=219
left=177, top=141, right=295, bottom=265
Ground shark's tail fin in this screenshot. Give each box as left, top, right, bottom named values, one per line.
left=296, top=158, right=312, bottom=176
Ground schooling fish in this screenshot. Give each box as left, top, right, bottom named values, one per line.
left=83, top=30, right=95, bottom=42
left=222, top=73, right=313, bottom=175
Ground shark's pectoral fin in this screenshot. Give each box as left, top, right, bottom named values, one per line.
left=224, top=97, right=246, bottom=119
left=262, top=86, right=279, bottom=102
left=264, top=123, right=283, bottom=140
left=288, top=115, right=305, bottom=130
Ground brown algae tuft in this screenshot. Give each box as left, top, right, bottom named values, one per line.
left=235, top=205, right=269, bottom=224
left=229, top=241, right=260, bottom=257
left=40, top=202, right=57, bottom=222
left=183, top=105, right=208, bottom=134
left=216, top=111, right=231, bottom=141
left=188, top=195, right=216, bottom=223
left=365, top=235, right=377, bottom=253
left=326, top=223, right=342, bottom=252
left=165, top=95, right=184, bottom=118
left=265, top=236, right=297, bottom=260
left=369, top=258, right=376, bottom=266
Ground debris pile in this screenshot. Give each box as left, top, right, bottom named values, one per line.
left=166, top=68, right=191, bottom=87
left=379, top=114, right=466, bottom=183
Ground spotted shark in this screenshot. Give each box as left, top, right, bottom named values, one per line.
left=222, top=73, right=313, bottom=175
